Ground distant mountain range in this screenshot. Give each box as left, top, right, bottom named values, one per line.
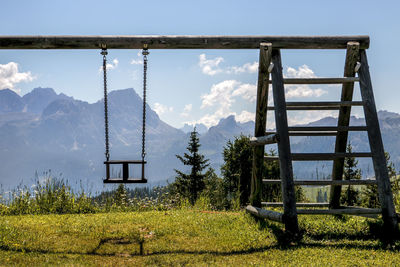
left=1, top=87, right=400, bottom=190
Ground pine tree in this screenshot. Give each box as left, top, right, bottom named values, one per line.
left=174, top=128, right=209, bottom=205
left=340, top=144, right=362, bottom=206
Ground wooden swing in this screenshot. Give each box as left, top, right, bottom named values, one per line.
left=101, top=44, right=149, bottom=183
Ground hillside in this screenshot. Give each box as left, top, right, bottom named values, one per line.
left=0, top=211, right=399, bottom=266
left=1, top=87, right=400, bottom=189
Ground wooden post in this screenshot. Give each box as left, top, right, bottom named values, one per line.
left=250, top=43, right=272, bottom=207
left=358, top=49, right=398, bottom=234
left=330, top=42, right=360, bottom=208
left=270, top=49, right=299, bottom=235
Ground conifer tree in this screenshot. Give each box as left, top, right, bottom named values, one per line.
left=174, top=128, right=209, bottom=205
left=341, top=144, right=362, bottom=206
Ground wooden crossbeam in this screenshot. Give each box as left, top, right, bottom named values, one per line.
left=268, top=101, right=364, bottom=110
left=103, top=178, right=148, bottom=184
left=268, top=77, right=360, bottom=84
left=245, top=205, right=283, bottom=223
left=249, top=134, right=279, bottom=146
left=265, top=152, right=372, bottom=161
left=262, top=179, right=377, bottom=185
left=288, top=126, right=367, bottom=131
left=262, top=202, right=329, bottom=207
left=296, top=208, right=381, bottom=215
left=266, top=131, right=338, bottom=136
left=0, top=35, right=370, bottom=49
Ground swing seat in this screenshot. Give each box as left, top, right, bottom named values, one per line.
left=103, top=160, right=147, bottom=183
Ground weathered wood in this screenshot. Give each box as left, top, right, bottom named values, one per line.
left=103, top=178, right=148, bottom=184
left=266, top=131, right=338, bottom=136
left=262, top=202, right=329, bottom=207
left=265, top=153, right=371, bottom=161
left=291, top=152, right=372, bottom=161
left=268, top=77, right=360, bottom=84
left=358, top=49, right=398, bottom=232
left=249, top=134, right=279, bottom=146
left=330, top=42, right=360, bottom=209
left=288, top=126, right=367, bottom=132
left=285, top=101, right=363, bottom=107
left=262, top=179, right=377, bottom=185
left=0, top=35, right=370, bottom=49
left=271, top=49, right=299, bottom=235
left=250, top=43, right=272, bottom=207
left=297, top=208, right=381, bottom=215
left=268, top=101, right=363, bottom=110
left=245, top=205, right=283, bottom=223
left=105, top=160, right=146, bottom=164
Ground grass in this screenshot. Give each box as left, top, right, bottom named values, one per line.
left=0, top=210, right=399, bottom=266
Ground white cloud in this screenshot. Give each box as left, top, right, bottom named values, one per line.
left=198, top=54, right=259, bottom=76
left=198, top=54, right=224, bottom=76
left=236, top=110, right=255, bottom=123
left=229, top=62, right=259, bottom=74
left=283, top=65, right=327, bottom=99
left=153, top=102, right=173, bottom=115
left=197, top=80, right=256, bottom=127
left=99, top=58, right=119, bottom=72
left=180, top=104, right=193, bottom=117
left=232, top=83, right=257, bottom=102
left=0, top=62, right=34, bottom=92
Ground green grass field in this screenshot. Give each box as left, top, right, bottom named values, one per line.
left=0, top=210, right=399, bottom=266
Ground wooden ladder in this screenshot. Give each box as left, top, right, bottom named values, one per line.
left=246, top=42, right=398, bottom=237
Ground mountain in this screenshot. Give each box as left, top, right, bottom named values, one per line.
left=0, top=88, right=185, bottom=190
left=22, top=87, right=72, bottom=114
left=180, top=123, right=208, bottom=134
left=0, top=89, right=25, bottom=113
left=2, top=87, right=400, bottom=190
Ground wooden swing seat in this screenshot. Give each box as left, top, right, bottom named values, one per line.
left=103, top=160, right=147, bottom=183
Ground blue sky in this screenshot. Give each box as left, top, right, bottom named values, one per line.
left=1, top=0, right=400, bottom=128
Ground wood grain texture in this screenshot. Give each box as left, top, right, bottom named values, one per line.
left=330, top=42, right=360, bottom=209
left=245, top=205, right=283, bottom=222
left=249, top=134, right=279, bottom=146
left=262, top=179, right=377, bottom=185
left=0, top=35, right=370, bottom=49
left=268, top=77, right=360, bottom=84
left=250, top=43, right=272, bottom=207
left=271, top=49, right=299, bottom=235
left=358, top=49, right=398, bottom=233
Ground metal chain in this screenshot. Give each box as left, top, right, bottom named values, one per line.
left=142, top=47, right=149, bottom=161
left=101, top=47, right=110, bottom=161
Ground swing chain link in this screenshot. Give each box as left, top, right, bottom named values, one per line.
left=101, top=47, right=110, bottom=161
left=142, top=46, right=149, bottom=161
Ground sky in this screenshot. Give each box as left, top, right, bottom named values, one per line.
left=1, top=0, right=400, bottom=129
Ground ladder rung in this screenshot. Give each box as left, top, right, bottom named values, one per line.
left=262, top=202, right=329, bottom=207
left=268, top=77, right=360, bottom=84
left=249, top=134, right=279, bottom=146
left=267, top=101, right=363, bottom=111
left=103, top=178, right=148, bottom=184
left=296, top=207, right=381, bottom=215
left=104, top=160, right=147, bottom=164
left=288, top=126, right=367, bottom=132
left=262, top=179, right=377, bottom=185
left=266, top=131, right=338, bottom=136
left=291, top=152, right=372, bottom=161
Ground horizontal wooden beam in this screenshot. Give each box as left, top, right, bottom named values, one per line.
left=268, top=101, right=364, bottom=111
left=0, top=35, right=370, bottom=49
left=291, top=152, right=372, bottom=161
left=262, top=202, right=330, bottom=207
left=262, top=179, right=377, bottom=185
left=296, top=207, right=381, bottom=215
left=245, top=205, right=283, bottom=223
left=249, top=134, right=279, bottom=146
left=266, top=131, right=338, bottom=136
left=104, top=160, right=146, bottom=164
left=103, top=178, right=148, bottom=184
left=287, top=126, right=367, bottom=132
left=269, top=77, right=360, bottom=84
